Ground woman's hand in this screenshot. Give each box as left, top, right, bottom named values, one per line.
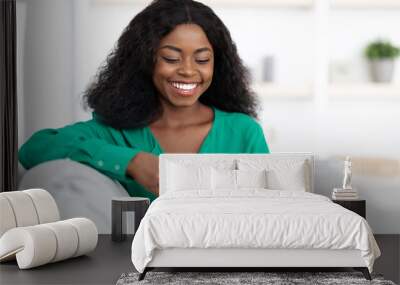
left=126, top=152, right=159, bottom=196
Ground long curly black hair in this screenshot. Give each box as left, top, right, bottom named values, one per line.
left=84, top=0, right=259, bottom=129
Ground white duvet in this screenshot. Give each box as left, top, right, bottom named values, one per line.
left=131, top=190, right=380, bottom=273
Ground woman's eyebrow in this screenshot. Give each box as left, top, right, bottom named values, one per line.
left=159, top=45, right=212, bottom=54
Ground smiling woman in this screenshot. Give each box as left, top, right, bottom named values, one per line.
left=150, top=24, right=215, bottom=154
left=153, top=24, right=214, bottom=106
left=18, top=0, right=270, bottom=202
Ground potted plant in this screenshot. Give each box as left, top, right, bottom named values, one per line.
left=365, top=39, right=400, bottom=83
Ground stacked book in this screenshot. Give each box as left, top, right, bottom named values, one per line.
left=332, top=188, right=359, bottom=200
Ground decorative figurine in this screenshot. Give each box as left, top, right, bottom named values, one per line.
left=342, top=156, right=352, bottom=190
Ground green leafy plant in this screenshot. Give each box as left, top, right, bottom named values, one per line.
left=365, top=40, right=400, bottom=60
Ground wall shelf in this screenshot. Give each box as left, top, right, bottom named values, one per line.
left=332, top=0, right=400, bottom=9
left=329, top=83, right=400, bottom=99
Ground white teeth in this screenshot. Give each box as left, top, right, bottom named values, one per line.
left=171, top=82, right=198, bottom=90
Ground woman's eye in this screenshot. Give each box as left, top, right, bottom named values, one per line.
left=162, top=57, right=179, bottom=63
left=196, top=59, right=210, bottom=64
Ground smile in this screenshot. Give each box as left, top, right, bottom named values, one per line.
left=170, top=81, right=199, bottom=91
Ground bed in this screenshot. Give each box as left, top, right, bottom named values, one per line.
left=131, top=153, right=381, bottom=281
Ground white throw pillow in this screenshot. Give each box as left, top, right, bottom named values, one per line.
left=237, top=159, right=309, bottom=191
left=167, top=162, right=212, bottom=191
left=236, top=169, right=268, bottom=189
left=211, top=168, right=237, bottom=190
left=211, top=169, right=268, bottom=190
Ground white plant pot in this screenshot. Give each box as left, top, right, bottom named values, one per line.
left=369, top=59, right=395, bottom=83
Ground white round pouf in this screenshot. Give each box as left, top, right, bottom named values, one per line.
left=0, top=218, right=98, bottom=269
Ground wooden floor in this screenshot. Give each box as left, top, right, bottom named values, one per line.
left=0, top=234, right=398, bottom=285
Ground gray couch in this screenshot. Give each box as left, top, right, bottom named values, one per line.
left=18, top=159, right=130, bottom=234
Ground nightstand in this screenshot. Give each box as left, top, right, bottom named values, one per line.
left=332, top=199, right=366, bottom=219
left=111, top=197, right=150, bottom=242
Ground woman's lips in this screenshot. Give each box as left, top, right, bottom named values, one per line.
left=168, top=81, right=200, bottom=97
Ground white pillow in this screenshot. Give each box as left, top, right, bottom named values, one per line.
left=211, top=168, right=236, bottom=190
left=266, top=168, right=306, bottom=191
left=211, top=169, right=268, bottom=190
left=237, top=159, right=309, bottom=191
left=167, top=162, right=212, bottom=191
left=236, top=169, right=268, bottom=189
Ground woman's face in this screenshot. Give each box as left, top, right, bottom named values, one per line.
left=153, top=24, right=214, bottom=108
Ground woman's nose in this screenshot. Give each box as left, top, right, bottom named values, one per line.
left=177, top=59, right=196, bottom=76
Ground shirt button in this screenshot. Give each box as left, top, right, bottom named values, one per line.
left=114, top=164, right=120, bottom=171
left=97, top=160, right=104, bottom=167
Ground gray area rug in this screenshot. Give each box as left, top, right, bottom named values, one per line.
left=116, top=271, right=396, bottom=285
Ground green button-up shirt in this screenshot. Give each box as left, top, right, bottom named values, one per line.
left=19, top=107, right=270, bottom=201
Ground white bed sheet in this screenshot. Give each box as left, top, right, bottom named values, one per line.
left=131, top=190, right=380, bottom=273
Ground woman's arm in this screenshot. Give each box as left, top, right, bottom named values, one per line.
left=126, top=152, right=159, bottom=196
left=19, top=120, right=140, bottom=184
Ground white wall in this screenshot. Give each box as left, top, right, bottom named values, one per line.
left=17, top=0, right=75, bottom=142
left=17, top=0, right=400, bottom=233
